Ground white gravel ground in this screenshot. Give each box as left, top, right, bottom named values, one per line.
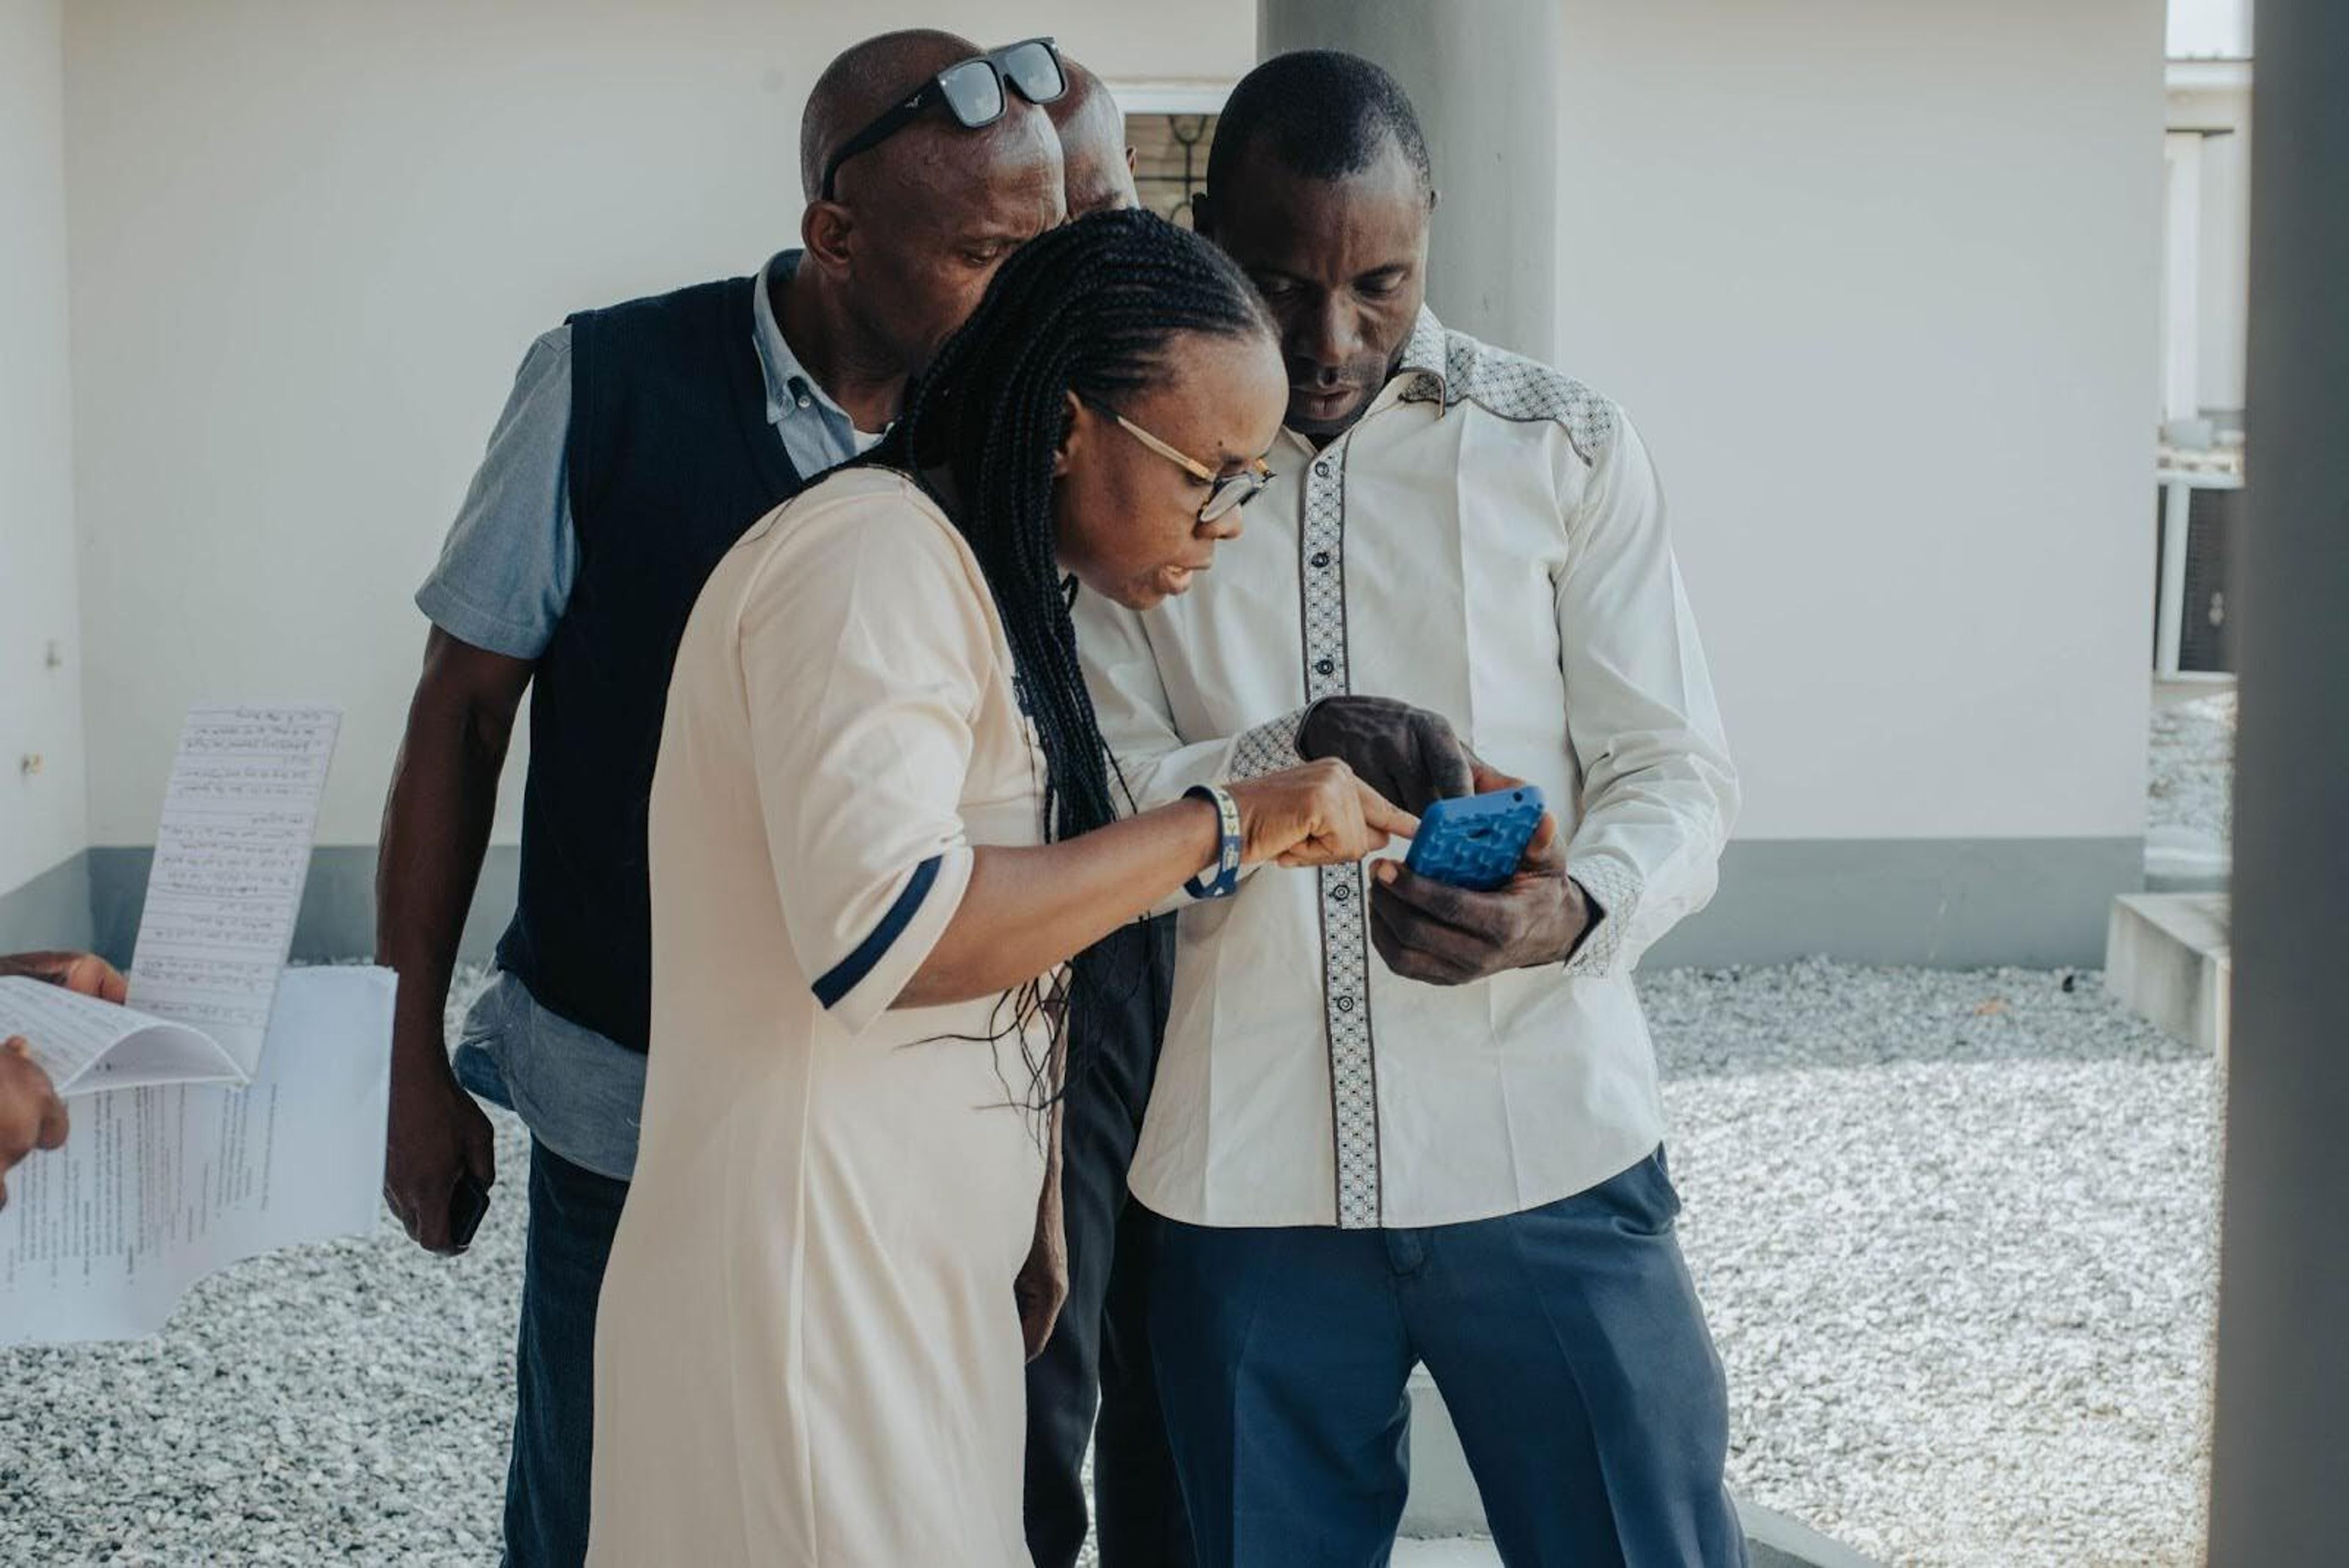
left=1650, top=962, right=2218, bottom=1567
left=0, top=962, right=2216, bottom=1566
left=2147, top=686, right=2236, bottom=845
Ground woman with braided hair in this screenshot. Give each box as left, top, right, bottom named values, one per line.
left=586, top=209, right=1415, bottom=1566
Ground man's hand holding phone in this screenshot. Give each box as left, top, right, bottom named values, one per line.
left=1369, top=757, right=1592, bottom=986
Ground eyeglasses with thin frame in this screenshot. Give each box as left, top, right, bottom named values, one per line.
left=819, top=38, right=1066, bottom=202
left=1082, top=394, right=1275, bottom=524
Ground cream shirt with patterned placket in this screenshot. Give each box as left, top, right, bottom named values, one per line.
left=1075, top=310, right=1740, bottom=1232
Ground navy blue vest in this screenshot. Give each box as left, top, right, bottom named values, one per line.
left=495, top=276, right=807, bottom=1052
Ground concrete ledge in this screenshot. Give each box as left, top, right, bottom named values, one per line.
left=2105, top=891, right=2231, bottom=1055
left=1403, top=1370, right=1486, bottom=1537
left=1742, top=1500, right=1885, bottom=1568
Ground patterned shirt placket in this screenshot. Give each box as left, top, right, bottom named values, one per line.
left=1299, top=438, right=1383, bottom=1230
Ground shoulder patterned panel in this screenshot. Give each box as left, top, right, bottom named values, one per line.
left=1416, top=332, right=1620, bottom=467
left=1229, top=707, right=1310, bottom=781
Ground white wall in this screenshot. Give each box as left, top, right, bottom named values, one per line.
left=58, top=0, right=2160, bottom=870
left=61, top=0, right=1252, bottom=850
left=1554, top=0, right=2163, bottom=842
left=0, top=0, right=89, bottom=891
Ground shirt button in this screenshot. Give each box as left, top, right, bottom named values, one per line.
left=1332, top=885, right=1352, bottom=902
left=1313, top=461, right=1330, bottom=478
left=1315, top=658, right=1336, bottom=676
left=1337, top=996, right=1356, bottom=1011
left=1311, top=551, right=1332, bottom=568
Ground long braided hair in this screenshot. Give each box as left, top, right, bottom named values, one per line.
left=864, top=207, right=1272, bottom=1102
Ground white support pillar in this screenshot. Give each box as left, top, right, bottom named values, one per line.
left=1257, top=0, right=1563, bottom=362
left=2207, top=0, right=2349, bottom=1560
left=1252, top=2, right=1564, bottom=1540
left=2161, top=130, right=2205, bottom=423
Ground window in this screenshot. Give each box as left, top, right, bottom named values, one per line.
left=1126, top=113, right=1217, bottom=228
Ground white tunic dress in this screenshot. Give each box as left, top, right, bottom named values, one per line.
left=588, top=468, right=1052, bottom=1567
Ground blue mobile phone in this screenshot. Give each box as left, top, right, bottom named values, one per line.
left=1402, top=785, right=1547, bottom=891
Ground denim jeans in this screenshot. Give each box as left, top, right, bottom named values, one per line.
left=501, top=1137, right=629, bottom=1568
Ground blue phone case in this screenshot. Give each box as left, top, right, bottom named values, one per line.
left=1403, top=785, right=1547, bottom=891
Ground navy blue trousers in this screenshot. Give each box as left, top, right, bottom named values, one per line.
left=503, top=1139, right=630, bottom=1568
left=1149, top=1148, right=1746, bottom=1568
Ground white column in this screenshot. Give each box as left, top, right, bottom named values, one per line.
left=1257, top=0, right=1563, bottom=362
left=2161, top=130, right=2205, bottom=423
left=2195, top=115, right=2252, bottom=422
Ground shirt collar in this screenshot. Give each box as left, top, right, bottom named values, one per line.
left=1395, top=306, right=1451, bottom=389
left=1275, top=310, right=1454, bottom=457
left=752, top=250, right=863, bottom=434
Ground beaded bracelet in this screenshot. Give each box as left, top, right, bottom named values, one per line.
left=1182, top=784, right=1243, bottom=900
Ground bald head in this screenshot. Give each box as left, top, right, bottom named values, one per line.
left=793, top=31, right=1064, bottom=382
left=800, top=29, right=981, bottom=203
left=1048, top=58, right=1137, bottom=217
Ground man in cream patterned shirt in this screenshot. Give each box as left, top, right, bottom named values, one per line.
left=1075, top=52, right=1746, bottom=1566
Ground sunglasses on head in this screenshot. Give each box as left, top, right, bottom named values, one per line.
left=819, top=37, right=1067, bottom=203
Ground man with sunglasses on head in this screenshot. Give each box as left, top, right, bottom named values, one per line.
left=1075, top=51, right=1745, bottom=1566
left=376, top=30, right=1067, bottom=1567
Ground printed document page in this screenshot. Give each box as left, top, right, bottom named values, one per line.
left=125, top=705, right=341, bottom=1077
left=0, top=978, right=236, bottom=1094
left=0, top=966, right=395, bottom=1345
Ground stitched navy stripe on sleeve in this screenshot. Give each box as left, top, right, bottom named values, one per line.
left=812, top=854, right=945, bottom=1009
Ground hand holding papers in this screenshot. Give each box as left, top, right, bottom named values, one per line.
left=0, top=978, right=243, bottom=1094
left=0, top=706, right=340, bottom=1098
left=0, top=700, right=394, bottom=1346
left=0, top=966, right=396, bottom=1345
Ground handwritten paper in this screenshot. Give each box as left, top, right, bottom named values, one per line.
left=125, top=705, right=341, bottom=1075
left=0, top=978, right=237, bottom=1094
left=0, top=967, right=395, bottom=1345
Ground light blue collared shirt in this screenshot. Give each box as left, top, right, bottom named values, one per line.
left=416, top=250, right=877, bottom=660
left=423, top=251, right=881, bottom=1181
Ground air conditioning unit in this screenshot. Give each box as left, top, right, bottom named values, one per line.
left=2154, top=469, right=2243, bottom=676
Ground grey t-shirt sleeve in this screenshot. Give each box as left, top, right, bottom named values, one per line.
left=414, top=327, right=580, bottom=660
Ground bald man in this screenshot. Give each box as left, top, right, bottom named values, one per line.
left=1050, top=58, right=1140, bottom=217
left=376, top=31, right=1063, bottom=1567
